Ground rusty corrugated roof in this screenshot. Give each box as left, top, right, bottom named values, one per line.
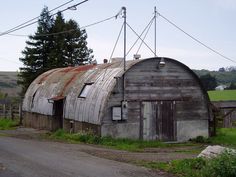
left=22, top=59, right=140, bottom=122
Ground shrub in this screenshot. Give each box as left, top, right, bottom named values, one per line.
left=201, top=151, right=236, bottom=177
left=190, top=136, right=211, bottom=143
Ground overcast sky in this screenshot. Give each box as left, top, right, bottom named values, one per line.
left=0, top=0, right=235, bottom=71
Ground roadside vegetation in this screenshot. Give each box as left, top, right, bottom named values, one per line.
left=48, top=129, right=181, bottom=151
left=0, top=118, right=19, bottom=130
left=48, top=128, right=236, bottom=177
left=139, top=151, right=236, bottom=177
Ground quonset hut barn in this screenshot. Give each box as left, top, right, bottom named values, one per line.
left=22, top=57, right=212, bottom=142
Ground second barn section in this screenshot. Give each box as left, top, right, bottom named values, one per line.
left=22, top=57, right=212, bottom=142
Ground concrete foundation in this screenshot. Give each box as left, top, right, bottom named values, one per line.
left=177, top=120, right=209, bottom=142
left=101, top=122, right=140, bottom=139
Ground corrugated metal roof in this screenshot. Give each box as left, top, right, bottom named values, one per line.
left=22, top=59, right=140, bottom=124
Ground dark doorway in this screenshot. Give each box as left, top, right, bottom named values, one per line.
left=159, top=101, right=175, bottom=141
left=53, top=99, right=64, bottom=130
left=141, top=101, right=176, bottom=141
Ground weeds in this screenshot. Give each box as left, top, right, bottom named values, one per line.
left=0, top=118, right=19, bottom=130
left=49, top=129, right=170, bottom=151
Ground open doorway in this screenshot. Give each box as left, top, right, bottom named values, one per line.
left=53, top=98, right=64, bottom=130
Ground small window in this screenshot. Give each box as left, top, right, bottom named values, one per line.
left=112, top=107, right=122, bottom=120
left=78, top=83, right=93, bottom=98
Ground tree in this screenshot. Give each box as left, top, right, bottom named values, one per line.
left=199, top=74, right=217, bottom=91
left=227, top=82, right=236, bottom=90
left=18, top=7, right=93, bottom=94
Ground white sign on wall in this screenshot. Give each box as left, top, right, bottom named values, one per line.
left=112, top=107, right=122, bottom=120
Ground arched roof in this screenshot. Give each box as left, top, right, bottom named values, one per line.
left=23, top=57, right=209, bottom=124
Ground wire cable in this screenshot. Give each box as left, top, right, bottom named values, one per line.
left=158, top=12, right=236, bottom=64
left=0, top=0, right=88, bottom=37
left=109, top=23, right=124, bottom=60
left=126, top=23, right=155, bottom=56
left=0, top=0, right=75, bottom=36
left=126, top=17, right=154, bottom=57
left=4, top=11, right=120, bottom=38
left=136, top=17, right=154, bottom=55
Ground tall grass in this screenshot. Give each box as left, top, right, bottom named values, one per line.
left=148, top=151, right=236, bottom=177
left=0, top=118, right=19, bottom=130
left=209, top=128, right=236, bottom=147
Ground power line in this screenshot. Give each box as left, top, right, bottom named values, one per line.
left=126, top=23, right=155, bottom=56
left=0, top=57, right=21, bottom=65
left=0, top=0, right=88, bottom=37
left=4, top=14, right=119, bottom=38
left=126, top=17, right=154, bottom=56
left=0, top=0, right=75, bottom=36
left=158, top=12, right=236, bottom=64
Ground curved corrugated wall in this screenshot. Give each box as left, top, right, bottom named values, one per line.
left=22, top=60, right=140, bottom=125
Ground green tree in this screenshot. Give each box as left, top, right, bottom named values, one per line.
left=18, top=7, right=54, bottom=94
left=18, top=7, right=93, bottom=94
left=199, top=74, right=217, bottom=91
left=227, top=82, right=236, bottom=90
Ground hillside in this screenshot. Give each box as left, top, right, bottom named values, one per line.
left=193, top=69, right=236, bottom=85
left=0, top=72, right=21, bottom=97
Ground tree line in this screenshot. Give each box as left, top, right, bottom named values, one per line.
left=18, top=7, right=93, bottom=94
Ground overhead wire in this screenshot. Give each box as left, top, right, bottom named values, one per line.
left=136, top=18, right=154, bottom=55
left=0, top=0, right=89, bottom=37
left=157, top=12, right=236, bottom=64
left=126, top=23, right=155, bottom=56
left=126, top=17, right=154, bottom=57
left=4, top=9, right=121, bottom=38
left=109, top=24, right=124, bottom=60
left=0, top=0, right=75, bottom=36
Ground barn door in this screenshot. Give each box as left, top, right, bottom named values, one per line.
left=141, top=102, right=158, bottom=140
left=141, top=101, right=176, bottom=141
left=159, top=101, right=176, bottom=141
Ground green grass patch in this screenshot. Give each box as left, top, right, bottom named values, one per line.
left=48, top=129, right=171, bottom=151
left=208, top=89, right=236, bottom=101
left=209, top=128, right=236, bottom=148
left=138, top=152, right=236, bottom=177
left=0, top=118, right=19, bottom=130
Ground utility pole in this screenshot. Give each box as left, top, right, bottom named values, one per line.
left=122, top=7, right=127, bottom=116
left=154, top=6, right=157, bottom=57
left=122, top=7, right=127, bottom=71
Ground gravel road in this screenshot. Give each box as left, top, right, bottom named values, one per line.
left=0, top=136, right=161, bottom=177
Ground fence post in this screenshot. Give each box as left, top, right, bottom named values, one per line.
left=19, top=102, right=23, bottom=125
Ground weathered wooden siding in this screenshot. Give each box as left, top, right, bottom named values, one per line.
left=102, top=58, right=209, bottom=141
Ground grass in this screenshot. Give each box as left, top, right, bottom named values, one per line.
left=209, top=128, right=236, bottom=148
left=208, top=89, right=236, bottom=101
left=0, top=118, right=19, bottom=130
left=48, top=129, right=173, bottom=151
left=138, top=151, right=236, bottom=177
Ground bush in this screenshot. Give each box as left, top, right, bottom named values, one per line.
left=161, top=151, right=236, bottom=177
left=190, top=136, right=211, bottom=143
left=201, top=151, right=236, bottom=177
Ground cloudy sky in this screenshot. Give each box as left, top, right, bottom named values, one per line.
left=0, top=0, right=235, bottom=71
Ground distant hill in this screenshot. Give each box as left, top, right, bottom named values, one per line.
left=0, top=72, right=21, bottom=97
left=193, top=69, right=236, bottom=86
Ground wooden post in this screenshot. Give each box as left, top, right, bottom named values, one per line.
left=3, top=103, right=6, bottom=118
left=10, top=104, right=14, bottom=120
left=19, top=102, right=23, bottom=125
